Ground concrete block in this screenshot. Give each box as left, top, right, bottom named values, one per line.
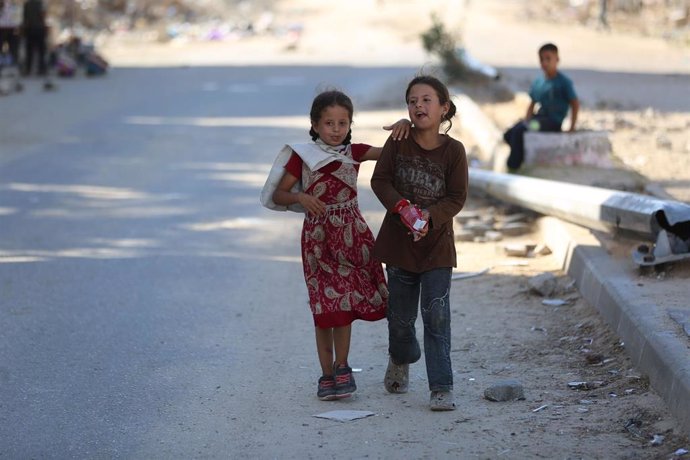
left=524, top=130, right=614, bottom=168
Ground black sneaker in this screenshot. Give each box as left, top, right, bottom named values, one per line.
left=317, top=375, right=337, bottom=401
left=334, top=364, right=356, bottom=399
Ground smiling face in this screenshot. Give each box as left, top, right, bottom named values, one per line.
left=311, top=104, right=352, bottom=146
left=406, top=83, right=449, bottom=131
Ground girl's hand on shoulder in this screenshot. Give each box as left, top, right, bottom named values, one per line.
left=383, top=118, right=412, bottom=141
left=298, top=193, right=327, bottom=216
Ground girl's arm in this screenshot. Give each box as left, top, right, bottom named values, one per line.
left=360, top=146, right=382, bottom=161
left=383, top=118, right=412, bottom=141
left=273, top=171, right=326, bottom=216
left=360, top=119, right=412, bottom=161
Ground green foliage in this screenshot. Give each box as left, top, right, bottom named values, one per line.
left=420, top=14, right=481, bottom=83
left=421, top=14, right=456, bottom=56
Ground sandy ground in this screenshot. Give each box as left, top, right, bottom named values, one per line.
left=100, top=0, right=690, bottom=204
left=35, top=0, right=690, bottom=456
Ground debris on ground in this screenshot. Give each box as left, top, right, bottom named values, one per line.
left=484, top=379, right=525, bottom=402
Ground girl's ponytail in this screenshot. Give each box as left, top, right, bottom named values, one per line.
left=443, top=99, right=457, bottom=134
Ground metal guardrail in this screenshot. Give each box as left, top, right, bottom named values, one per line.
left=469, top=169, right=690, bottom=265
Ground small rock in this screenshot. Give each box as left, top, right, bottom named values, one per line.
left=504, top=243, right=536, bottom=257
left=465, top=221, right=493, bottom=236
left=455, top=229, right=475, bottom=242
left=484, top=379, right=525, bottom=402
left=528, top=273, right=558, bottom=297
left=455, top=210, right=483, bottom=224
left=500, top=212, right=529, bottom=224
left=656, top=134, right=673, bottom=150
left=499, top=222, right=531, bottom=236
left=585, top=353, right=605, bottom=365
left=484, top=230, right=503, bottom=242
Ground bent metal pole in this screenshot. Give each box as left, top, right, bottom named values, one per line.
left=468, top=169, right=690, bottom=241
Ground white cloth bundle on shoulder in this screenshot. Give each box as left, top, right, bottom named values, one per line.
left=260, top=141, right=357, bottom=212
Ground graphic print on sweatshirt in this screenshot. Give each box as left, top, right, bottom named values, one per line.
left=395, top=154, right=445, bottom=208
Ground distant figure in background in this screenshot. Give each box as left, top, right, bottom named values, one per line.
left=0, top=0, right=21, bottom=65
left=21, top=0, right=47, bottom=75
left=503, top=43, right=579, bottom=171
left=599, top=0, right=609, bottom=29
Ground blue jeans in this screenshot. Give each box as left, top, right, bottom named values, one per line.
left=503, top=116, right=561, bottom=170
left=386, top=266, right=453, bottom=392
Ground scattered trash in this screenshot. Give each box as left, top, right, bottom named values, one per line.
left=568, top=381, right=603, bottom=390
left=484, top=230, right=503, bottom=242
left=673, top=448, right=689, bottom=456
left=312, top=410, right=375, bottom=422
left=579, top=399, right=594, bottom=405
left=452, top=267, right=491, bottom=281
left=542, top=298, right=569, bottom=307
left=624, top=418, right=645, bottom=438
left=650, top=434, right=665, bottom=446
left=531, top=326, right=547, bottom=333
left=532, top=404, right=549, bottom=413
left=499, top=260, right=529, bottom=267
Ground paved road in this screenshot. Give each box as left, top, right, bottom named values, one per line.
left=3, top=66, right=689, bottom=458
left=0, top=66, right=415, bottom=457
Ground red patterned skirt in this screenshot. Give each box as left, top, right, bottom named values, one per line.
left=301, top=199, right=388, bottom=328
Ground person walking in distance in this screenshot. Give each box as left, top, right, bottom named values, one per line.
left=0, top=0, right=21, bottom=66
left=371, top=75, right=468, bottom=411
left=21, top=0, right=47, bottom=76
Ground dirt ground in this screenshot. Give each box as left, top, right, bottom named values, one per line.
left=92, top=0, right=690, bottom=456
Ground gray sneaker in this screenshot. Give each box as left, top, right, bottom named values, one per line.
left=384, top=357, right=409, bottom=393
left=430, top=390, right=456, bottom=411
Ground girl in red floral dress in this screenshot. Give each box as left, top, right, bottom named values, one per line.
left=271, top=90, right=409, bottom=400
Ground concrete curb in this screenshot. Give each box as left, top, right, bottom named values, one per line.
left=538, top=216, right=690, bottom=437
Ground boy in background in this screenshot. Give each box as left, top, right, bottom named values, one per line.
left=503, top=43, right=579, bottom=171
